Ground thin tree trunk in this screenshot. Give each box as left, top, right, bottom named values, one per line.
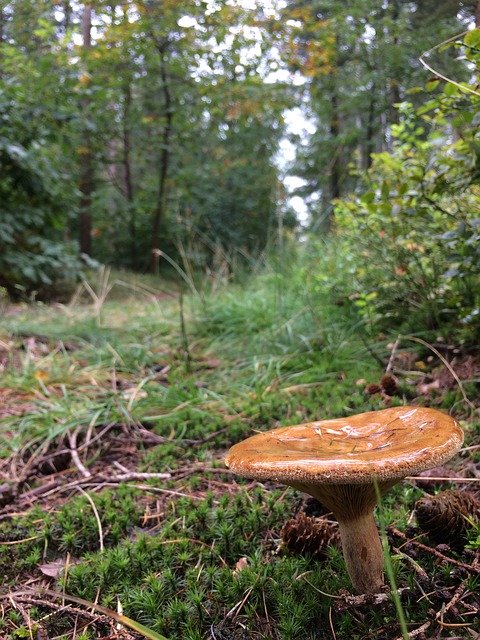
left=329, top=89, right=340, bottom=202
left=388, top=0, right=401, bottom=127
left=365, top=88, right=376, bottom=169
left=150, top=45, right=172, bottom=270
left=79, top=2, right=93, bottom=257
left=63, top=1, right=72, bottom=33
left=0, top=7, right=5, bottom=45
left=122, top=82, right=137, bottom=268
left=323, top=28, right=341, bottom=232
left=0, top=5, right=6, bottom=76
left=476, top=0, right=480, bottom=28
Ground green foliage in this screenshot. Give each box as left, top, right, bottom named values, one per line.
left=334, top=35, right=480, bottom=341
left=281, top=0, right=471, bottom=224
left=0, top=265, right=478, bottom=638
left=0, top=86, right=81, bottom=298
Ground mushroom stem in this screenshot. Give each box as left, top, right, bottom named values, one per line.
left=336, top=512, right=384, bottom=594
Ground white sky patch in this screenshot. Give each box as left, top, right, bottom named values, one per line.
left=289, top=195, right=309, bottom=224
left=284, top=107, right=316, bottom=136
left=178, top=15, right=199, bottom=29
left=277, top=108, right=316, bottom=224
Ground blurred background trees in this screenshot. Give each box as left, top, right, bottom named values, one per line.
left=1, top=0, right=480, bottom=321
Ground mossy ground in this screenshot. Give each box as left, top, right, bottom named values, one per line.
left=0, top=268, right=479, bottom=639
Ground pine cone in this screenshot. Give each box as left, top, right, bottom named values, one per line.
left=380, top=374, right=398, bottom=396
left=365, top=383, right=382, bottom=396
left=415, top=490, right=480, bottom=547
left=281, top=512, right=339, bottom=559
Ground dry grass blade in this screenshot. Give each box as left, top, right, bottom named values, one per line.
left=3, top=589, right=170, bottom=640
left=76, top=487, right=104, bottom=552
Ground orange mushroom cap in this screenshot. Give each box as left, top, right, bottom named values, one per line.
left=225, top=406, right=463, bottom=485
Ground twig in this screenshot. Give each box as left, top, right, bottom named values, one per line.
left=68, top=429, right=91, bottom=479
left=9, top=595, right=104, bottom=623
left=394, top=620, right=431, bottom=640
left=435, top=552, right=480, bottom=627
left=224, top=587, right=254, bottom=619
left=386, top=336, right=401, bottom=373
left=388, top=527, right=480, bottom=574
left=0, top=535, right=41, bottom=546
left=419, top=29, right=480, bottom=97
left=328, top=606, right=337, bottom=640
left=392, top=546, right=429, bottom=585
left=337, top=587, right=411, bottom=609
left=112, top=461, right=171, bottom=481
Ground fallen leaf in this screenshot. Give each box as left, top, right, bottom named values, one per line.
left=418, top=379, right=441, bottom=395
left=39, top=560, right=68, bottom=579
left=233, top=557, right=249, bottom=576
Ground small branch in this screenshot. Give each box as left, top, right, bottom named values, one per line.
left=392, top=546, right=429, bottom=585
left=394, top=620, right=431, bottom=640
left=68, top=429, right=91, bottom=479
left=336, top=587, right=411, bottom=609
left=388, top=527, right=480, bottom=575
left=385, top=335, right=401, bottom=373
left=112, top=462, right=171, bottom=481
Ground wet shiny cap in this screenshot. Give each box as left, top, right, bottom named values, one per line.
left=225, top=407, right=463, bottom=485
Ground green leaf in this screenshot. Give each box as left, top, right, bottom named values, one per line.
left=444, top=82, right=459, bottom=97
left=464, top=29, right=480, bottom=49
left=425, top=79, right=439, bottom=92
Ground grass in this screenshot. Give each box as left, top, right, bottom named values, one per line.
left=0, top=256, right=479, bottom=639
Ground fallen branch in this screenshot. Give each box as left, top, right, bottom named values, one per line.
left=388, top=527, right=480, bottom=575
left=335, top=587, right=411, bottom=609
left=394, top=620, right=431, bottom=640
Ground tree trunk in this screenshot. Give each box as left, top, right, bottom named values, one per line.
left=0, top=7, right=5, bottom=45
left=388, top=0, right=401, bottom=128
left=329, top=88, right=341, bottom=203
left=150, top=45, right=173, bottom=271
left=476, top=0, right=480, bottom=28
left=365, top=88, right=376, bottom=170
left=122, top=82, right=137, bottom=268
left=63, top=1, right=72, bottom=33
left=78, top=2, right=93, bottom=257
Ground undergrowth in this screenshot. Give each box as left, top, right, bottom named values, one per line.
left=0, top=257, right=478, bottom=639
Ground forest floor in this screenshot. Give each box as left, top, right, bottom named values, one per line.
left=0, top=270, right=479, bottom=640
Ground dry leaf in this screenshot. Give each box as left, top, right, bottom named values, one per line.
left=418, top=379, right=441, bottom=395
left=39, top=559, right=68, bottom=578
left=233, top=557, right=248, bottom=576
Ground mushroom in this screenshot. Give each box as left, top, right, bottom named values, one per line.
left=225, top=406, right=463, bottom=594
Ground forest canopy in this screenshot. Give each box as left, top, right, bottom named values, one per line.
left=1, top=0, right=480, bottom=312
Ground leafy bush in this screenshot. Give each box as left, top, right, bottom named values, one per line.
left=334, top=33, right=480, bottom=340
left=0, top=96, right=82, bottom=299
